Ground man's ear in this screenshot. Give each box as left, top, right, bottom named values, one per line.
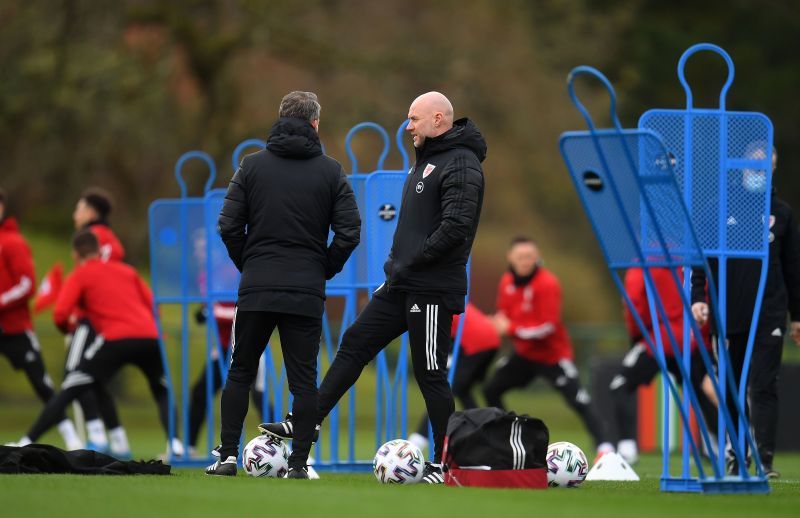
left=311, top=119, right=320, bottom=131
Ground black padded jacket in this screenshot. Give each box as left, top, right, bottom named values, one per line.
left=691, top=192, right=800, bottom=336
left=218, top=117, right=361, bottom=301
left=383, top=118, right=487, bottom=298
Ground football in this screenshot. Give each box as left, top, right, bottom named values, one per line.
left=242, top=435, right=290, bottom=477
left=546, top=441, right=589, bottom=488
left=373, top=439, right=425, bottom=484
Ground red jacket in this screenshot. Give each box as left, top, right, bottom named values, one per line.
left=496, top=268, right=573, bottom=364
left=54, top=258, right=158, bottom=340
left=213, top=302, right=235, bottom=350
left=88, top=223, right=125, bottom=263
left=451, top=302, right=500, bottom=355
left=623, top=268, right=708, bottom=357
left=0, top=218, right=35, bottom=334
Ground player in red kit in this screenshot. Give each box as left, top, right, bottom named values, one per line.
left=11, top=230, right=178, bottom=455
left=0, top=189, right=83, bottom=450
left=62, top=188, right=130, bottom=455
left=609, top=268, right=716, bottom=465
left=483, top=236, right=612, bottom=454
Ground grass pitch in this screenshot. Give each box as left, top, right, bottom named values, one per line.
left=2, top=397, right=800, bottom=518
left=3, top=231, right=800, bottom=517
left=2, top=458, right=800, bottom=518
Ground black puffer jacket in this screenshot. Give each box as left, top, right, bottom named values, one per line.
left=691, top=192, right=800, bottom=336
left=218, top=117, right=361, bottom=300
left=384, top=118, right=486, bottom=297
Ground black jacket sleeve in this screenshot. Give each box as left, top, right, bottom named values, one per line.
left=218, top=164, right=248, bottom=272
left=325, top=167, right=361, bottom=279
left=781, top=212, right=800, bottom=321
left=416, top=155, right=483, bottom=266
left=690, top=267, right=707, bottom=305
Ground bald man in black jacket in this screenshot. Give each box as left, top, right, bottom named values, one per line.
left=208, top=91, right=360, bottom=478
left=260, top=91, right=486, bottom=484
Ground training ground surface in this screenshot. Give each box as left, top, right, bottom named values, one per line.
left=2, top=397, right=800, bottom=518
left=2, top=457, right=800, bottom=518
left=2, top=232, right=800, bottom=516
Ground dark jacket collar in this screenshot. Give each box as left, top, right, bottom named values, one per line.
left=510, top=266, right=539, bottom=287
left=267, top=117, right=323, bottom=159
left=414, top=118, right=487, bottom=164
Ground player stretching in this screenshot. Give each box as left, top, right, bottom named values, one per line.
left=609, top=267, right=717, bottom=465
left=0, top=188, right=82, bottom=450
left=58, top=188, right=130, bottom=455
left=483, top=236, right=613, bottom=455
left=12, top=230, right=177, bottom=455
left=260, top=92, right=486, bottom=484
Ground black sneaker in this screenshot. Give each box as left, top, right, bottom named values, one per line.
left=258, top=413, right=320, bottom=443
left=762, top=462, right=780, bottom=479
left=285, top=467, right=309, bottom=479
left=206, top=455, right=237, bottom=476
left=421, top=462, right=444, bottom=484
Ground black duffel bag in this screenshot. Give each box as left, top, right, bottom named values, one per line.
left=444, top=407, right=549, bottom=470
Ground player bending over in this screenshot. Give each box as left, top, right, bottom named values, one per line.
left=482, top=236, right=613, bottom=455
left=57, top=187, right=130, bottom=455
left=11, top=230, right=179, bottom=456
left=609, top=267, right=717, bottom=465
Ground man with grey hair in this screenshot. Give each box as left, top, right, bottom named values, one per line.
left=207, top=91, right=361, bottom=478
left=260, top=91, right=487, bottom=483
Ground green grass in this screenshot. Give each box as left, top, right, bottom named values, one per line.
left=2, top=393, right=800, bottom=518
left=1, top=458, right=799, bottom=518
left=4, top=227, right=800, bottom=517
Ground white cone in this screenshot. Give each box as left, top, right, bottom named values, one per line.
left=585, top=452, right=640, bottom=481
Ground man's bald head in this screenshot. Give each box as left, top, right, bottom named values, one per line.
left=406, top=91, right=455, bottom=148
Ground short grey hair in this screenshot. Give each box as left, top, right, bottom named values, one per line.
left=278, top=91, right=321, bottom=122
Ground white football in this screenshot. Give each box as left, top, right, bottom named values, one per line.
left=373, top=439, right=425, bottom=484
left=546, top=441, right=589, bottom=488
left=242, top=435, right=289, bottom=477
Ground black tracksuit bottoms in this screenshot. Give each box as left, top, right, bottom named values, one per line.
left=27, top=338, right=170, bottom=442
left=220, top=310, right=320, bottom=468
left=65, top=319, right=122, bottom=430
left=317, top=286, right=455, bottom=463
left=724, top=332, right=784, bottom=466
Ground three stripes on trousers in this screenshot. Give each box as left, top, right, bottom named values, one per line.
left=425, top=304, right=439, bottom=371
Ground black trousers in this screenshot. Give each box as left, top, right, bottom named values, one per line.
left=415, top=348, right=497, bottom=437
left=219, top=310, right=320, bottom=469
left=609, top=342, right=718, bottom=442
left=725, top=332, right=783, bottom=465
left=187, top=357, right=267, bottom=448
left=483, top=352, right=610, bottom=447
left=317, top=287, right=455, bottom=463
left=65, top=321, right=121, bottom=430
left=0, top=331, right=66, bottom=422
left=27, top=338, right=171, bottom=442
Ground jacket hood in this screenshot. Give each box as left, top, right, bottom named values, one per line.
left=267, top=117, right=323, bottom=159
left=415, top=118, right=487, bottom=163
